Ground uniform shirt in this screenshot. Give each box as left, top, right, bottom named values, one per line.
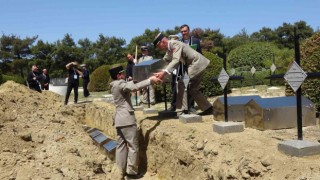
left=110, top=79, right=151, bottom=127
left=163, top=40, right=210, bottom=79
left=138, top=55, right=153, bottom=63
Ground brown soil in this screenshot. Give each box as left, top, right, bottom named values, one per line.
left=1, top=81, right=320, bottom=180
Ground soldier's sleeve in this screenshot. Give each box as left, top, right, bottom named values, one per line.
left=120, top=79, right=151, bottom=92
left=162, top=52, right=172, bottom=64
left=165, top=41, right=182, bottom=73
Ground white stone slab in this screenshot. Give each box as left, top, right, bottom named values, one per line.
left=212, top=121, right=244, bottom=134
left=278, top=140, right=320, bottom=157
left=179, top=114, right=202, bottom=123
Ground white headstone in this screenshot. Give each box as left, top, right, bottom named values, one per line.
left=284, top=61, right=307, bottom=92
left=218, top=68, right=230, bottom=89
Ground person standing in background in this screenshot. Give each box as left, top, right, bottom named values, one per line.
left=40, top=68, right=50, bottom=90
left=126, top=53, right=136, bottom=81
left=80, top=64, right=90, bottom=97
left=138, top=46, right=155, bottom=105
left=27, top=65, right=42, bottom=93
left=64, top=61, right=82, bottom=105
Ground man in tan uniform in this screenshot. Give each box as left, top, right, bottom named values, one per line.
left=138, top=46, right=156, bottom=105
left=153, top=33, right=213, bottom=116
left=109, top=66, right=161, bottom=179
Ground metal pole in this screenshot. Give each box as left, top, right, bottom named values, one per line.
left=135, top=91, right=138, bottom=106
left=223, top=53, right=228, bottom=122
left=163, top=83, right=167, bottom=110
left=147, top=87, right=150, bottom=108
left=294, top=27, right=303, bottom=140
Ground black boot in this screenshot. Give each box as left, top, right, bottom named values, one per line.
left=168, top=106, right=176, bottom=112
left=197, top=106, right=213, bottom=116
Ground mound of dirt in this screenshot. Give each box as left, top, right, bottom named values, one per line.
left=0, top=81, right=116, bottom=179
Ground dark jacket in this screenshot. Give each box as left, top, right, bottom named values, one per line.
left=126, top=61, right=135, bottom=80
left=182, top=36, right=202, bottom=54
left=82, top=69, right=90, bottom=82
left=67, top=67, right=80, bottom=84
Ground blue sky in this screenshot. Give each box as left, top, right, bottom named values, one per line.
left=1, top=0, right=319, bottom=45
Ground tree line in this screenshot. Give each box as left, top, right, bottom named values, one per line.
left=0, top=20, right=316, bottom=83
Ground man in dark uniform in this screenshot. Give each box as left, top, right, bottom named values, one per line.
left=64, top=61, right=82, bottom=105
left=109, top=66, right=161, bottom=179
left=40, top=68, right=50, bottom=90
left=80, top=64, right=90, bottom=97
left=27, top=65, right=42, bottom=93
left=126, top=53, right=135, bottom=81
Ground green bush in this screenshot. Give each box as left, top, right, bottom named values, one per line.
left=88, top=65, right=112, bottom=92
left=88, top=63, right=126, bottom=92
left=299, top=32, right=320, bottom=111
left=228, top=42, right=293, bottom=88
left=0, top=71, right=3, bottom=84
left=201, top=51, right=224, bottom=97
left=2, top=74, right=25, bottom=85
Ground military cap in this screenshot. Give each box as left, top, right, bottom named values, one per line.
left=153, top=33, right=165, bottom=47
left=169, top=35, right=179, bottom=40
left=109, top=66, right=124, bottom=80
left=141, top=45, right=148, bottom=51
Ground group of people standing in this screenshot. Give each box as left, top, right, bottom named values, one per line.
left=111, top=24, right=214, bottom=179
left=26, top=62, right=91, bottom=106
left=27, top=65, right=50, bottom=93
left=64, top=62, right=90, bottom=105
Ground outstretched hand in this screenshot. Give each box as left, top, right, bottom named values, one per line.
left=153, top=71, right=166, bottom=80
left=149, top=76, right=162, bottom=84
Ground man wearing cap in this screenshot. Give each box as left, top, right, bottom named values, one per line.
left=108, top=65, right=161, bottom=179
left=80, top=64, right=90, bottom=97
left=153, top=33, right=213, bottom=116
left=138, top=46, right=156, bottom=105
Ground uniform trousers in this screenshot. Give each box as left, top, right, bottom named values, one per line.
left=64, top=81, right=79, bottom=104
left=116, top=124, right=139, bottom=175
left=175, top=71, right=211, bottom=111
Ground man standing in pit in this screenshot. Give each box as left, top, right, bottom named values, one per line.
left=109, top=65, right=161, bottom=179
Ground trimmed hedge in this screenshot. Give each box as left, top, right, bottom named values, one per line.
left=300, top=32, right=320, bottom=111
left=2, top=74, right=25, bottom=85
left=88, top=63, right=126, bottom=92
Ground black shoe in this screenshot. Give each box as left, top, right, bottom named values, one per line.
left=189, top=107, right=197, bottom=113
left=197, top=107, right=213, bottom=116
left=179, top=110, right=189, bottom=115
left=168, top=106, right=176, bottom=112
left=125, top=173, right=143, bottom=179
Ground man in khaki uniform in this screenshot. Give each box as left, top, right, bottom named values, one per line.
left=109, top=66, right=161, bottom=179
left=138, top=46, right=155, bottom=105
left=153, top=33, right=213, bottom=116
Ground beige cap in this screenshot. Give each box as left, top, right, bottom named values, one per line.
left=169, top=35, right=179, bottom=40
